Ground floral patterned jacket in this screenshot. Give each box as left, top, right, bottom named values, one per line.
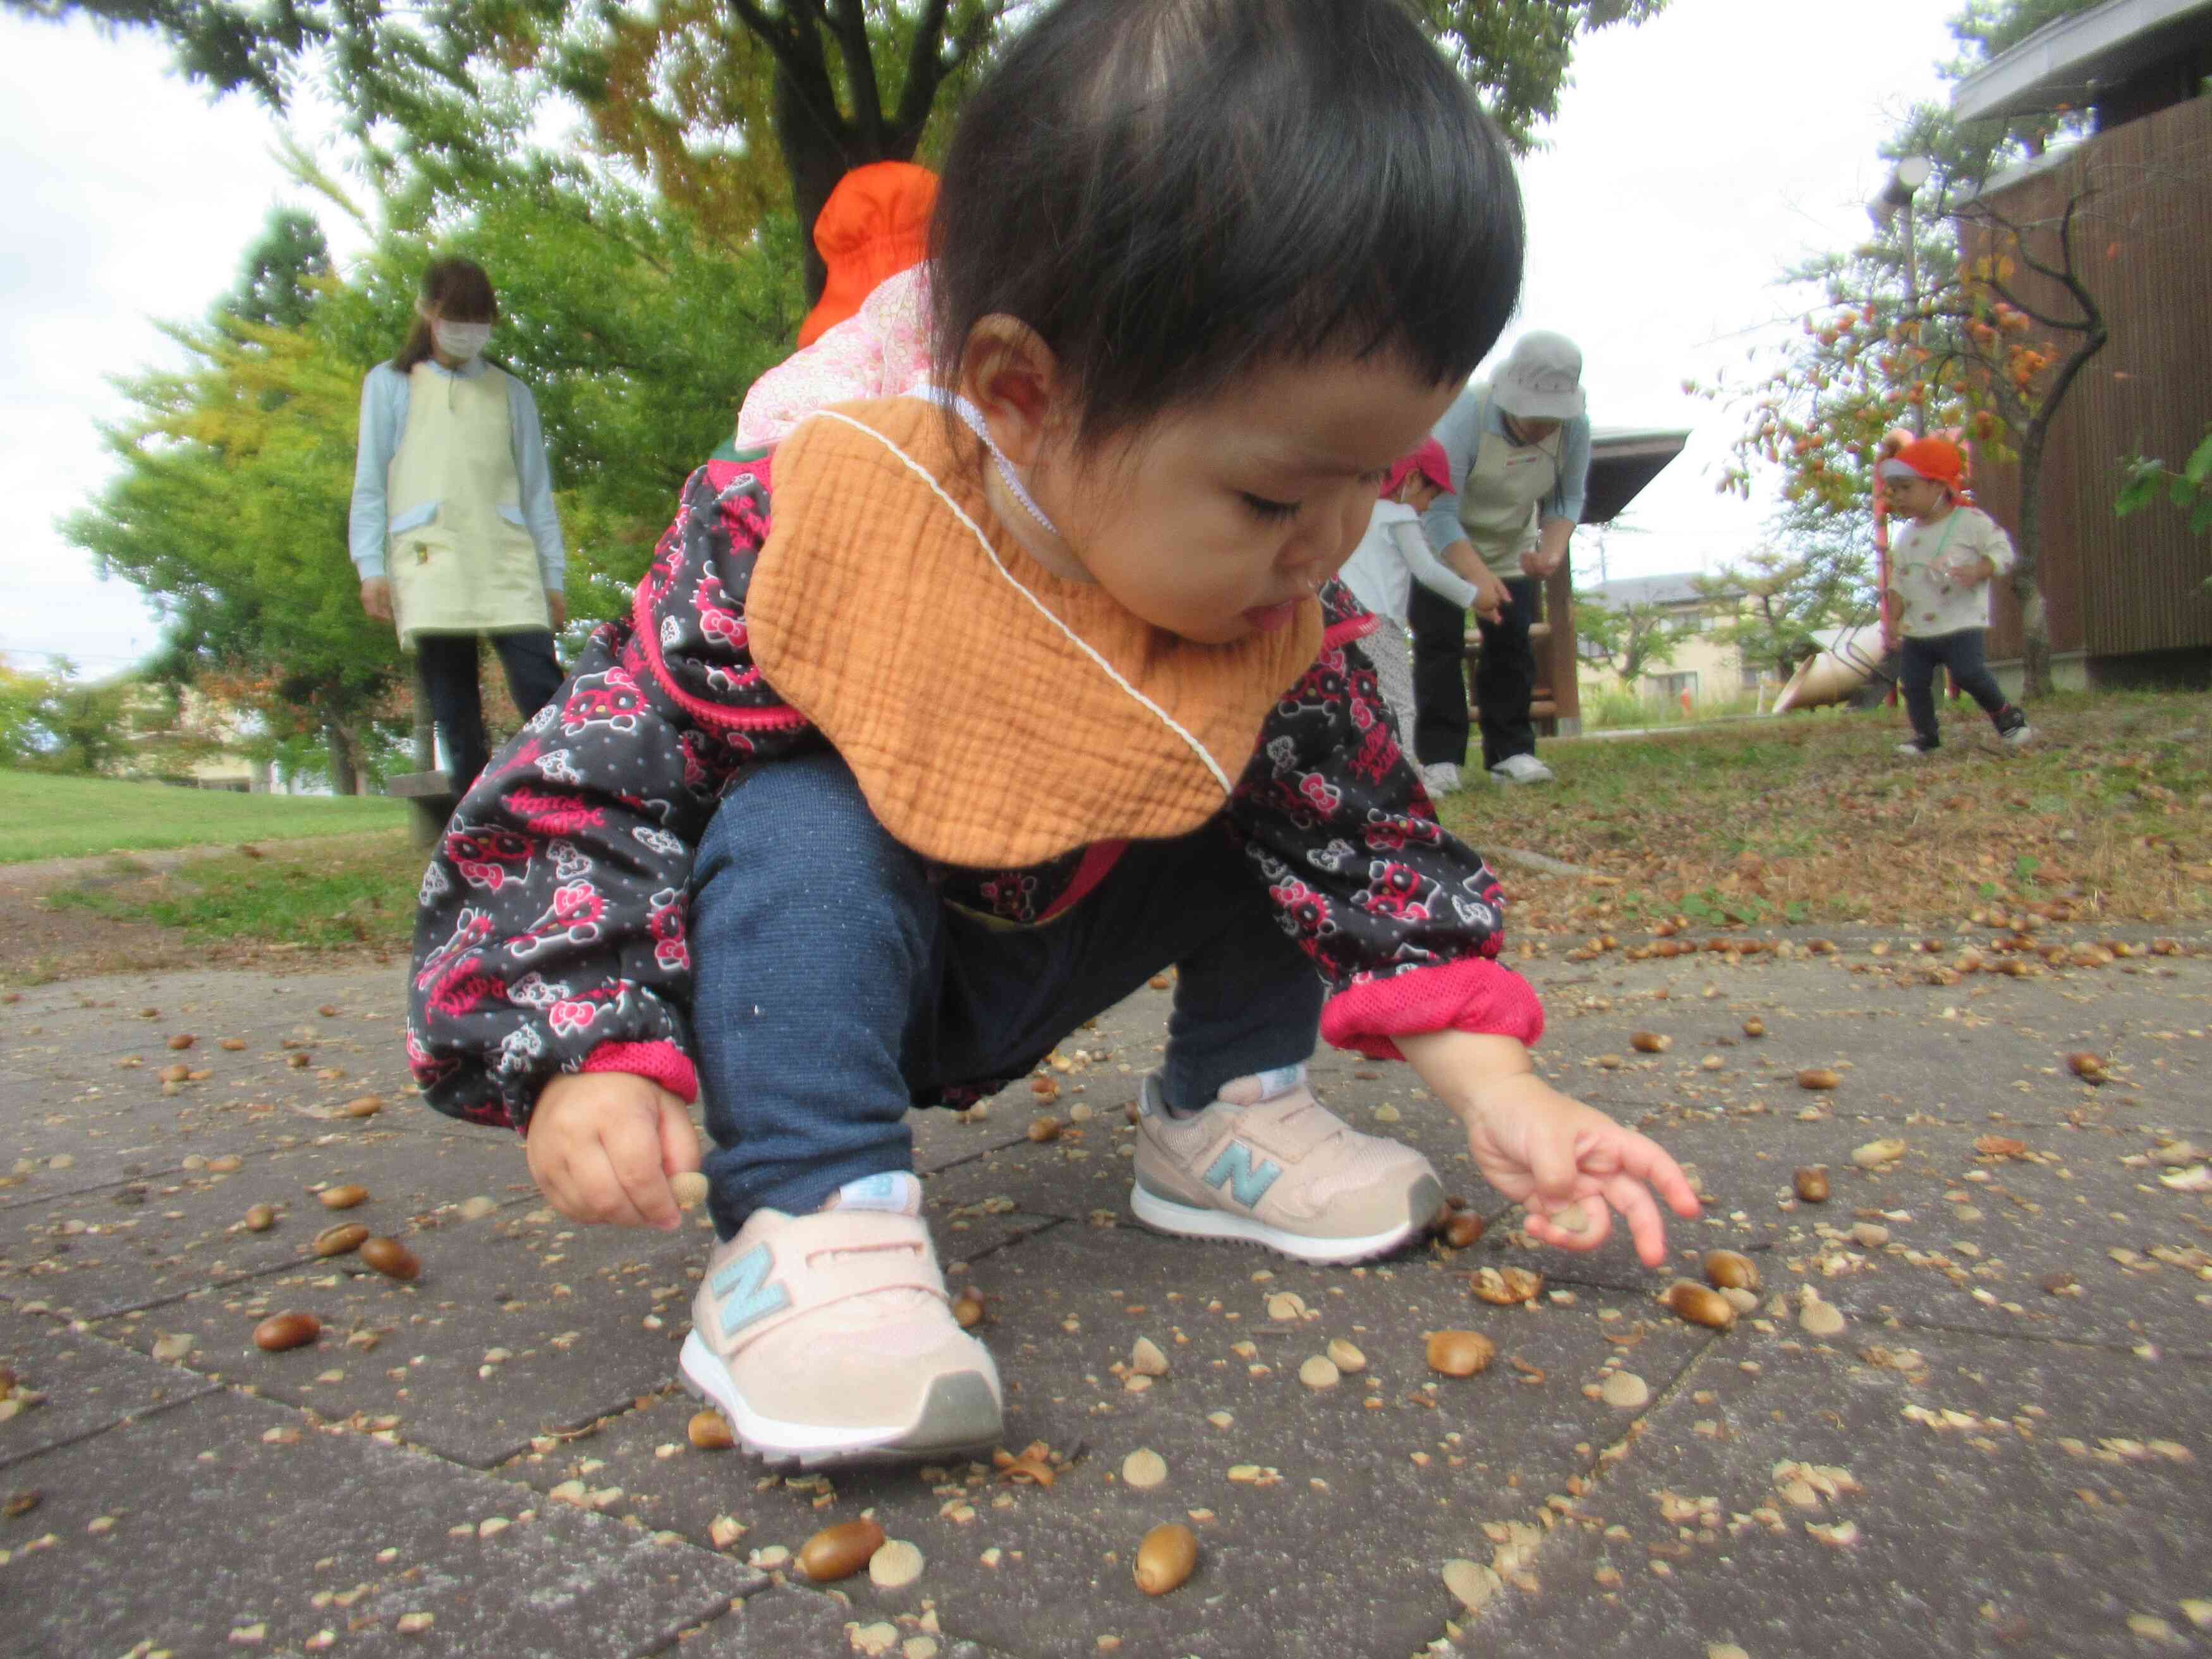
left=406, top=451, right=1543, bottom=1133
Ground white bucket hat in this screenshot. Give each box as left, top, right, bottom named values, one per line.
left=1491, top=331, right=1586, bottom=422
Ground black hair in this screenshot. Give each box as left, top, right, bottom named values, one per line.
left=929, top=0, right=1523, bottom=448
left=391, top=257, right=499, bottom=373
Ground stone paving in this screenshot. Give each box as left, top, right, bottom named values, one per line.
left=2, top=934, right=2209, bottom=1658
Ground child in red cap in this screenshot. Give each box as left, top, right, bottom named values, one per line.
left=1337, top=439, right=1483, bottom=763
left=1878, top=435, right=2033, bottom=755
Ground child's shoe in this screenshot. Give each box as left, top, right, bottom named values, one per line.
left=1420, top=761, right=1462, bottom=794
left=1131, top=1067, right=1443, bottom=1264
left=679, top=1172, right=1002, bottom=1467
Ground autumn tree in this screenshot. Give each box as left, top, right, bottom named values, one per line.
left=1694, top=0, right=2116, bottom=698
left=8, top=0, right=1674, bottom=302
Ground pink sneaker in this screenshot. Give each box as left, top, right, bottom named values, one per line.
left=679, top=1172, right=1002, bottom=1467
left=1131, top=1067, right=1443, bottom=1264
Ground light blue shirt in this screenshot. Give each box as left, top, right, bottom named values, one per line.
left=348, top=358, right=566, bottom=586
left=1419, top=381, right=1592, bottom=563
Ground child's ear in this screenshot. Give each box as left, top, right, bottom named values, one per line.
left=959, top=315, right=1066, bottom=470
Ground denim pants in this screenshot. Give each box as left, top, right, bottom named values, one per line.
left=688, top=751, right=1325, bottom=1234
left=1899, top=628, right=2019, bottom=746
left=416, top=631, right=565, bottom=791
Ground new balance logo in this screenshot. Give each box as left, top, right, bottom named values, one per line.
left=1203, top=1141, right=1282, bottom=1208
left=710, top=1245, right=790, bottom=1334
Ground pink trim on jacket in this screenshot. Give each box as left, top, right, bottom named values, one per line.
left=628, top=462, right=813, bottom=739
left=1036, top=839, right=1130, bottom=922
left=579, top=1040, right=701, bottom=1105
left=1319, top=957, right=1545, bottom=1060
left=1324, top=611, right=1380, bottom=651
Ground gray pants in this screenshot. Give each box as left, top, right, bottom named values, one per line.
left=1364, top=619, right=1421, bottom=762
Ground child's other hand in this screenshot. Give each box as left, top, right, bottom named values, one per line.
left=1459, top=1072, right=1699, bottom=1266
left=527, top=1072, right=702, bottom=1231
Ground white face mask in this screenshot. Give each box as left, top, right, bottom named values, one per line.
left=431, top=319, right=493, bottom=362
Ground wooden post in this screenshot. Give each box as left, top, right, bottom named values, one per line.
left=1544, top=551, right=1582, bottom=734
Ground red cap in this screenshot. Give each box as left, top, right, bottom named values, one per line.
left=1380, top=439, right=1452, bottom=500
left=1880, top=435, right=1965, bottom=490
left=796, top=162, right=940, bottom=348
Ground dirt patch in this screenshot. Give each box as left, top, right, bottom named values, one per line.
left=0, top=837, right=409, bottom=988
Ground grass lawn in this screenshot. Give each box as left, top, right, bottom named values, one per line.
left=1439, top=689, right=2212, bottom=933
left=19, top=691, right=2211, bottom=980
left=0, top=770, right=407, bottom=863
left=40, top=836, right=425, bottom=957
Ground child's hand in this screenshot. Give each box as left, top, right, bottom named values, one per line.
left=527, top=1072, right=702, bottom=1231
left=1400, top=1031, right=1700, bottom=1268
left=1458, top=1072, right=1700, bottom=1266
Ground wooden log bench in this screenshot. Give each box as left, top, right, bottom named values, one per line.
left=386, top=770, right=459, bottom=849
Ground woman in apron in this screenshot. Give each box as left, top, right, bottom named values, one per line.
left=1409, top=331, right=1591, bottom=791
left=349, top=257, right=568, bottom=791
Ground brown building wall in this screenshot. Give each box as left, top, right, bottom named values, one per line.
left=1963, top=93, right=2212, bottom=667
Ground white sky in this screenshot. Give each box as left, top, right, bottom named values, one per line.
left=0, top=0, right=1961, bottom=677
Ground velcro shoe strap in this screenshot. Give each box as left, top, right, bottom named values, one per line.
left=1230, top=1100, right=1346, bottom=1164
left=718, top=1210, right=947, bottom=1354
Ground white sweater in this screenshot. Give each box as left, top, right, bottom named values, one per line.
left=1338, top=501, right=1480, bottom=627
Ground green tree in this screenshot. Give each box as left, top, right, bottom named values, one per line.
left=221, top=205, right=332, bottom=330
left=67, top=313, right=401, bottom=792
left=8, top=0, right=1672, bottom=301
left=0, top=657, right=134, bottom=774
left=70, top=152, right=804, bottom=794
left=1699, top=506, right=1878, bottom=685
left=1573, top=593, right=1683, bottom=686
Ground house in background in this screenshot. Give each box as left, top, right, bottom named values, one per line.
left=1574, top=573, right=1763, bottom=710
left=1951, top=0, right=2212, bottom=691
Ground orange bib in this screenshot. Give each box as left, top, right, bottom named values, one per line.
left=745, top=399, right=1324, bottom=868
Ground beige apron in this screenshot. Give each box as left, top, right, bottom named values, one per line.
left=386, top=363, right=548, bottom=650
left=1457, top=396, right=1562, bottom=581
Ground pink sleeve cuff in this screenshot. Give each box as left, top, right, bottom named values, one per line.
left=580, top=1040, right=700, bottom=1105
left=1320, top=957, right=1545, bottom=1061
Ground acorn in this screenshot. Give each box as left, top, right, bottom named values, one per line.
left=1133, top=1523, right=1199, bottom=1596
left=798, top=1518, right=885, bottom=1583
left=1702, top=1249, right=1760, bottom=1292
left=252, top=1311, right=321, bottom=1352
left=1663, top=1280, right=1737, bottom=1330
left=357, top=1237, right=420, bottom=1282
left=1425, top=1330, right=1497, bottom=1377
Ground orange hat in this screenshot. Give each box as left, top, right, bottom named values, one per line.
left=796, top=162, right=940, bottom=348
left=1878, top=435, right=1965, bottom=490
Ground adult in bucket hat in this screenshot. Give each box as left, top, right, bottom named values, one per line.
left=1406, top=332, right=1593, bottom=791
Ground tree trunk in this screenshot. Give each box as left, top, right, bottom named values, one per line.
left=2013, top=417, right=2053, bottom=700
left=325, top=719, right=361, bottom=796
left=770, top=68, right=925, bottom=306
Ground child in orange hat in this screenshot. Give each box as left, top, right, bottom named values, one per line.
left=1878, top=434, right=2034, bottom=755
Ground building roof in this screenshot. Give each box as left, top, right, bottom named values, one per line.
left=1585, top=573, right=1731, bottom=610
left=1584, top=427, right=1691, bottom=526
left=1951, top=0, right=2212, bottom=123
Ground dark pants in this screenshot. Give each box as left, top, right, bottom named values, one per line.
left=688, top=752, right=1323, bottom=1234
left=415, top=631, right=565, bottom=790
left=1407, top=576, right=1539, bottom=771
left=1899, top=629, right=2022, bottom=746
